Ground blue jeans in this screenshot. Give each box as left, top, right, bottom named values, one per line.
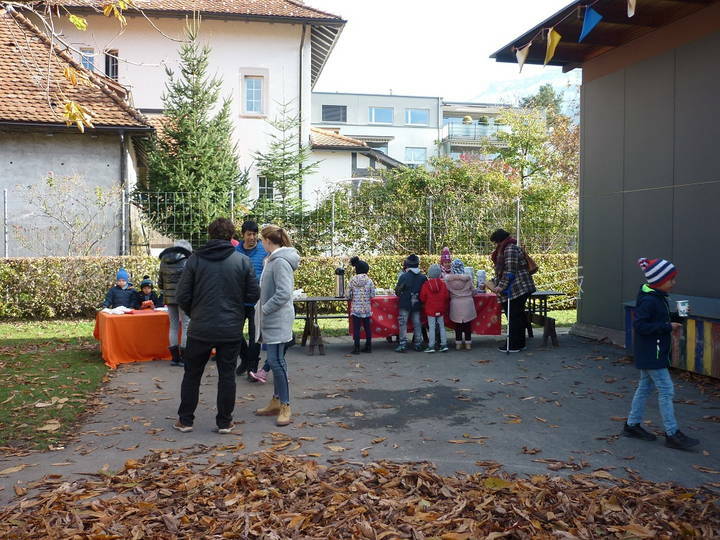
left=398, top=308, right=422, bottom=347
left=627, top=368, right=678, bottom=436
left=427, top=315, right=447, bottom=348
left=266, top=343, right=290, bottom=404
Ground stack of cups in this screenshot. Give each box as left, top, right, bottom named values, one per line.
left=476, top=270, right=486, bottom=292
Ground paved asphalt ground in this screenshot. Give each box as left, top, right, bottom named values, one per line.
left=2, top=331, right=720, bottom=505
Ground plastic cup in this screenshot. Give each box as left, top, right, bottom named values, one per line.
left=676, top=300, right=689, bottom=317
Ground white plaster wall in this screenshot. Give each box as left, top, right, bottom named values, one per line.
left=57, top=14, right=311, bottom=200
left=304, top=150, right=353, bottom=205
left=304, top=150, right=389, bottom=207
left=0, top=131, right=124, bottom=256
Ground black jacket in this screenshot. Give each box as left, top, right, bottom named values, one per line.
left=158, top=246, right=192, bottom=305
left=176, top=239, right=260, bottom=342
left=134, top=290, right=163, bottom=309
left=395, top=269, right=427, bottom=312
left=103, top=284, right=136, bottom=309
left=633, top=284, right=673, bottom=370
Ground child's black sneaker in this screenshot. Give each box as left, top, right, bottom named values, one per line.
left=665, top=430, right=700, bottom=450
left=622, top=422, right=657, bottom=441
left=352, top=344, right=361, bottom=355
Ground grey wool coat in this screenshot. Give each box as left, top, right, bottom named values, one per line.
left=255, top=247, right=300, bottom=344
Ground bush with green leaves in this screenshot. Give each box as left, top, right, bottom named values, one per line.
left=0, top=253, right=578, bottom=319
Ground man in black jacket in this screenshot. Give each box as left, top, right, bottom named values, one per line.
left=174, top=218, right=260, bottom=434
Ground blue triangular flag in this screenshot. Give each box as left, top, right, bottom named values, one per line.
left=579, top=7, right=603, bottom=43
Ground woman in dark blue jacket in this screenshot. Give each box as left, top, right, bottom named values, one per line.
left=622, top=258, right=699, bottom=450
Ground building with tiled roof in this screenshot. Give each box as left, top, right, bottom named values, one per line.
left=53, top=0, right=345, bottom=88
left=303, top=128, right=403, bottom=203
left=43, top=0, right=346, bottom=206
left=0, top=8, right=152, bottom=257
left=0, top=8, right=150, bottom=130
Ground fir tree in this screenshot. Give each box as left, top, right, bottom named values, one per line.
left=252, top=101, right=317, bottom=229
left=139, top=17, right=246, bottom=246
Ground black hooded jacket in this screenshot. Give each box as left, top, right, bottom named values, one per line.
left=175, top=239, right=260, bottom=342
left=158, top=246, right=192, bottom=305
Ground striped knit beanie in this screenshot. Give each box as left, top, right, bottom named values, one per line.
left=637, top=258, right=677, bottom=288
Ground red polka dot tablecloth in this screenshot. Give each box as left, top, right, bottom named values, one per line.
left=348, top=294, right=501, bottom=338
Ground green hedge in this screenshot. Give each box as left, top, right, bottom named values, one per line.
left=0, top=253, right=578, bottom=319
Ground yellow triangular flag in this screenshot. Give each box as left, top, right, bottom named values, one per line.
left=516, top=42, right=532, bottom=73
left=628, top=0, right=636, bottom=17
left=544, top=28, right=561, bottom=66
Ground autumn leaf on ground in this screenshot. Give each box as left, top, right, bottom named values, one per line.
left=522, top=446, right=541, bottom=455
left=37, top=420, right=61, bottom=432
left=371, top=437, right=386, bottom=444
left=0, top=464, right=29, bottom=476
left=326, top=445, right=346, bottom=452
left=693, top=465, right=720, bottom=474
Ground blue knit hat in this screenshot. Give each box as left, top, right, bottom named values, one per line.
left=139, top=275, right=154, bottom=288
left=451, top=259, right=465, bottom=274
left=116, top=268, right=129, bottom=281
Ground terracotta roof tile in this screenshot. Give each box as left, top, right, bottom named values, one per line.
left=54, top=0, right=343, bottom=21
left=0, top=9, right=149, bottom=128
left=310, top=128, right=367, bottom=149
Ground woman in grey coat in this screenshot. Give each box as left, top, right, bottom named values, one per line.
left=254, top=224, right=300, bottom=427
left=158, top=239, right=193, bottom=366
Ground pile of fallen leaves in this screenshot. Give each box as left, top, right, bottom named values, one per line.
left=1, top=448, right=718, bottom=539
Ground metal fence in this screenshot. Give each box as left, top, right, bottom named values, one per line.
left=1, top=187, right=577, bottom=257
left=129, top=190, right=577, bottom=256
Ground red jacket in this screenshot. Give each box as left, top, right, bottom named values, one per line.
left=419, top=278, right=450, bottom=317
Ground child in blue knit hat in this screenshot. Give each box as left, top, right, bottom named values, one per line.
left=102, top=268, right=136, bottom=309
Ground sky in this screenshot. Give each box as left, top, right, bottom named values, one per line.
left=309, top=0, right=581, bottom=105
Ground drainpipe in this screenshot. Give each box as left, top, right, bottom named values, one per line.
left=119, top=130, right=127, bottom=255
left=298, top=24, right=307, bottom=201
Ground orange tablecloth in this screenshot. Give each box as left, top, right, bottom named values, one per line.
left=93, top=311, right=172, bottom=369
left=349, top=294, right=502, bottom=338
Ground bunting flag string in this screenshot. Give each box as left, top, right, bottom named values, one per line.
left=511, top=0, right=639, bottom=70
left=579, top=7, right=603, bottom=42
left=516, top=42, right=531, bottom=73
left=544, top=28, right=562, bottom=65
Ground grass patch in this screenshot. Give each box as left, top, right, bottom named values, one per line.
left=548, top=309, right=577, bottom=327
left=0, top=319, right=105, bottom=451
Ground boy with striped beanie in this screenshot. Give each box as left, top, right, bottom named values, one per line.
left=638, top=257, right=677, bottom=288
left=622, top=257, right=699, bottom=450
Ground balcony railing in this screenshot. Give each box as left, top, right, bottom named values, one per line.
left=441, top=123, right=506, bottom=141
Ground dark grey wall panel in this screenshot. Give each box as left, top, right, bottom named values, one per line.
left=675, top=31, right=720, bottom=185
left=578, top=194, right=623, bottom=329
left=621, top=189, right=674, bottom=304
left=581, top=71, right=625, bottom=198
left=580, top=30, right=720, bottom=331
left=672, top=182, right=720, bottom=298
left=624, top=52, right=674, bottom=191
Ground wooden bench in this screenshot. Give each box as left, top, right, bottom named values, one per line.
left=525, top=290, right=565, bottom=347
left=294, top=297, right=348, bottom=356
